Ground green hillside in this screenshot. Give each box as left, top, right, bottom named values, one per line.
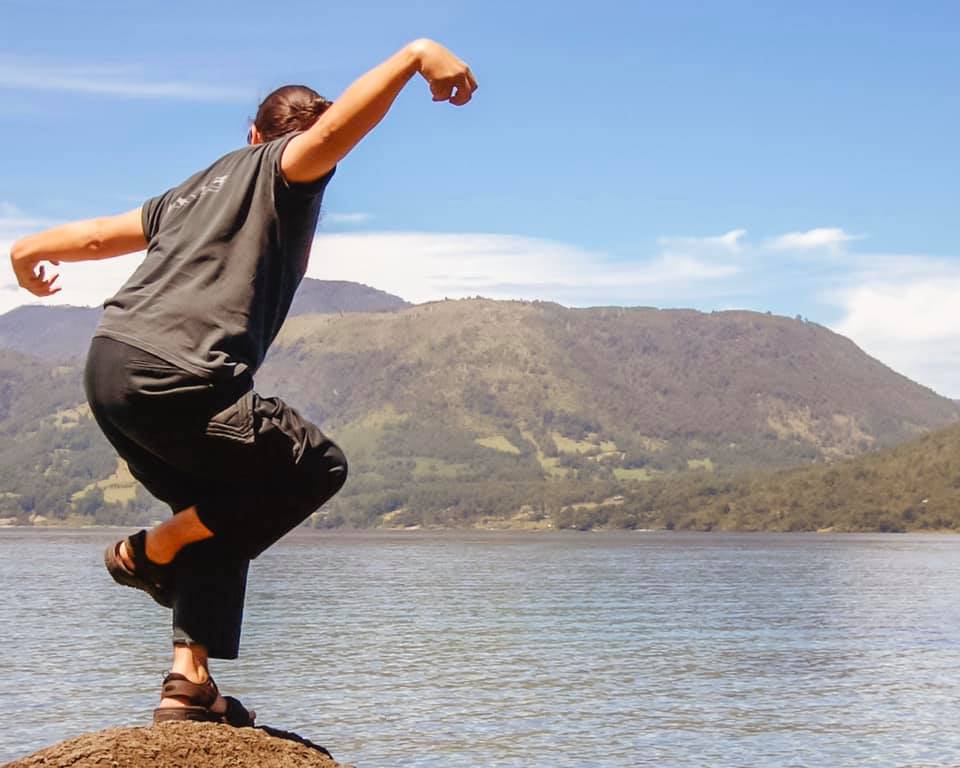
left=0, top=352, right=121, bottom=522
left=0, top=298, right=957, bottom=530
left=594, top=421, right=960, bottom=533
left=253, top=299, right=957, bottom=529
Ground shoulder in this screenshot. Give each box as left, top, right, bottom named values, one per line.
left=271, top=133, right=337, bottom=197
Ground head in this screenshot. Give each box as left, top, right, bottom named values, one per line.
left=248, top=85, right=332, bottom=145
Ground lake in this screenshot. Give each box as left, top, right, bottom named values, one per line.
left=2, top=528, right=960, bottom=766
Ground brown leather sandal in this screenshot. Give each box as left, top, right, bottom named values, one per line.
left=104, top=529, right=175, bottom=608
left=153, top=672, right=255, bottom=727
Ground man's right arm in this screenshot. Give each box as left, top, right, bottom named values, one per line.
left=10, top=208, right=146, bottom=297
left=280, top=38, right=478, bottom=184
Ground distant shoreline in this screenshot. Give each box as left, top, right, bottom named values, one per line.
left=2, top=522, right=958, bottom=536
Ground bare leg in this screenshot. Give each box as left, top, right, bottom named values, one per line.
left=118, top=505, right=214, bottom=569
left=160, top=642, right=255, bottom=721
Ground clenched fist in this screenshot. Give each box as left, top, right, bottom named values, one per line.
left=411, top=39, right=478, bottom=106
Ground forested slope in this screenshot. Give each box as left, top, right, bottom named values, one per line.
left=1, top=297, right=957, bottom=529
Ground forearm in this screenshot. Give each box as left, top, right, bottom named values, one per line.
left=12, top=216, right=142, bottom=265
left=280, top=39, right=476, bottom=182
left=315, top=42, right=422, bottom=154
left=10, top=208, right=146, bottom=296
left=280, top=38, right=477, bottom=182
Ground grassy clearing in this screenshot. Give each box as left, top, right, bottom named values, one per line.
left=47, top=403, right=91, bottom=431
left=520, top=429, right=567, bottom=477
left=636, top=436, right=668, bottom=452
left=614, top=467, right=656, bottom=481
left=73, top=458, right=138, bottom=504
left=475, top=435, right=521, bottom=454
left=539, top=456, right=568, bottom=477
left=551, top=432, right=621, bottom=456
left=551, top=432, right=596, bottom=454
left=413, top=458, right=471, bottom=478
left=336, top=407, right=409, bottom=454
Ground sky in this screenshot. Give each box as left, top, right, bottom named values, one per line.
left=1, top=0, right=958, bottom=396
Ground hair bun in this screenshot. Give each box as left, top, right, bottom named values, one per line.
left=309, top=95, right=331, bottom=115
left=254, top=85, right=330, bottom=142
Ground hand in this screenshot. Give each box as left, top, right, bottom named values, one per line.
left=411, top=39, right=478, bottom=106
left=11, top=246, right=61, bottom=297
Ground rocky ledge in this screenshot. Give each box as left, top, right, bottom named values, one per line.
left=6, top=721, right=351, bottom=768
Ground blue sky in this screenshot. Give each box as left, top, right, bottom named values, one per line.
left=1, top=0, right=958, bottom=396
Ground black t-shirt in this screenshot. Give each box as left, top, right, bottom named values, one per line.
left=95, top=134, right=334, bottom=380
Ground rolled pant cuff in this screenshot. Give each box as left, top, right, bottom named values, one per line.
left=171, top=538, right=248, bottom=660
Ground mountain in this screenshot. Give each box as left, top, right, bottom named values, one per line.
left=0, top=279, right=408, bottom=361
left=0, top=347, right=117, bottom=521
left=598, top=420, right=960, bottom=533
left=288, top=279, right=409, bottom=315
left=252, top=299, right=959, bottom=527
left=1, top=297, right=957, bottom=528
left=0, top=305, right=101, bottom=360
left=260, top=300, right=956, bottom=456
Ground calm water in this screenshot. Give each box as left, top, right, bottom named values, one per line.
left=2, top=529, right=960, bottom=767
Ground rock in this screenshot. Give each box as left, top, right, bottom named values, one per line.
left=6, top=721, right=351, bottom=768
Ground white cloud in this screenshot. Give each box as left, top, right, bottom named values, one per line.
left=835, top=280, right=960, bottom=343
left=0, top=58, right=250, bottom=102
left=658, top=228, right=747, bottom=254
left=833, top=276, right=960, bottom=398
left=2, top=203, right=957, bottom=399
left=323, top=212, right=373, bottom=225
left=1, top=221, right=742, bottom=316
left=0, top=204, right=145, bottom=314
left=308, top=231, right=739, bottom=305
left=0, top=251, right=146, bottom=316
left=306, top=228, right=960, bottom=398
left=0, top=203, right=50, bottom=234
left=767, top=227, right=861, bottom=251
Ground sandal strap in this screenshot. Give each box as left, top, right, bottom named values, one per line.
left=127, top=530, right=166, bottom=584
left=221, top=695, right=254, bottom=727
left=161, top=672, right=219, bottom=708
left=106, top=540, right=134, bottom=578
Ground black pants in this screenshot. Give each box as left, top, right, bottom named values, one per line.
left=84, top=337, right=347, bottom=658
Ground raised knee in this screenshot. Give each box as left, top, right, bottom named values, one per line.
left=300, top=444, right=347, bottom=508
left=329, top=446, right=348, bottom=491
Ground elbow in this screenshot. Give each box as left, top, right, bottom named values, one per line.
left=84, top=219, right=109, bottom=257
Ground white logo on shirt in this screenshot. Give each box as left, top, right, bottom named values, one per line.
left=169, top=174, right=230, bottom=212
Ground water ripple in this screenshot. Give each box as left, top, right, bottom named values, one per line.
left=2, top=530, right=960, bottom=767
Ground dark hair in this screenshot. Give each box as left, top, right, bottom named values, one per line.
left=252, top=85, right=332, bottom=143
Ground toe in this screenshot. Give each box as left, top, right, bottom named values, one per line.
left=118, top=540, right=135, bottom=571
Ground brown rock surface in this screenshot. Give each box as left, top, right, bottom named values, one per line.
left=5, top=722, right=351, bottom=768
